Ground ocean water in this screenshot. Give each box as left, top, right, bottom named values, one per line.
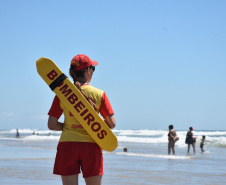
left=0, top=129, right=226, bottom=185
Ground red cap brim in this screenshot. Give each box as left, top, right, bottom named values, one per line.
left=91, top=60, right=98, bottom=66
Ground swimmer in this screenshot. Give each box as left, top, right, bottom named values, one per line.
left=168, top=125, right=177, bottom=155
left=186, top=127, right=196, bottom=154
left=16, top=129, right=20, bottom=138
left=200, top=135, right=209, bottom=153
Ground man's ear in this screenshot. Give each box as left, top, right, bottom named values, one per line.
left=86, top=68, right=91, bottom=75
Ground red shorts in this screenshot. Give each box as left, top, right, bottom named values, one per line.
left=53, top=142, right=103, bottom=178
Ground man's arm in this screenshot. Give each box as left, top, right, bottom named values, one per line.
left=48, top=116, right=64, bottom=131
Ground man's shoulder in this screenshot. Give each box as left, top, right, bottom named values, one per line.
left=82, top=84, right=104, bottom=94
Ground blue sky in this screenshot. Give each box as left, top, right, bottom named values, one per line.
left=0, top=0, right=225, bottom=130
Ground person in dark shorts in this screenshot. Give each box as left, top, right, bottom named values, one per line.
left=200, top=135, right=208, bottom=153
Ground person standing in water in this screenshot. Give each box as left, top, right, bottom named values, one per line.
left=200, top=135, right=208, bottom=153
left=48, top=54, right=116, bottom=185
left=16, top=129, right=20, bottom=138
left=168, top=125, right=177, bottom=155
left=186, top=127, right=196, bottom=154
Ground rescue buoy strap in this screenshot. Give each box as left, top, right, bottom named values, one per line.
left=49, top=73, right=68, bottom=91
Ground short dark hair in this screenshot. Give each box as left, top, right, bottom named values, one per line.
left=189, top=127, right=193, bottom=130
left=69, top=66, right=86, bottom=82
left=169, top=125, right=173, bottom=129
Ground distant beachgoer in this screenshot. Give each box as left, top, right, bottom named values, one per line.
left=123, top=148, right=128, bottom=152
left=200, top=135, right=209, bottom=153
left=47, top=54, right=116, bottom=185
left=32, top=131, right=35, bottom=135
left=36, top=133, right=39, bottom=135
left=48, top=132, right=51, bottom=136
left=186, top=127, right=196, bottom=154
left=168, top=125, right=177, bottom=155
left=16, top=129, right=20, bottom=138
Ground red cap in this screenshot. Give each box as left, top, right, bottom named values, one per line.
left=70, top=54, right=98, bottom=70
